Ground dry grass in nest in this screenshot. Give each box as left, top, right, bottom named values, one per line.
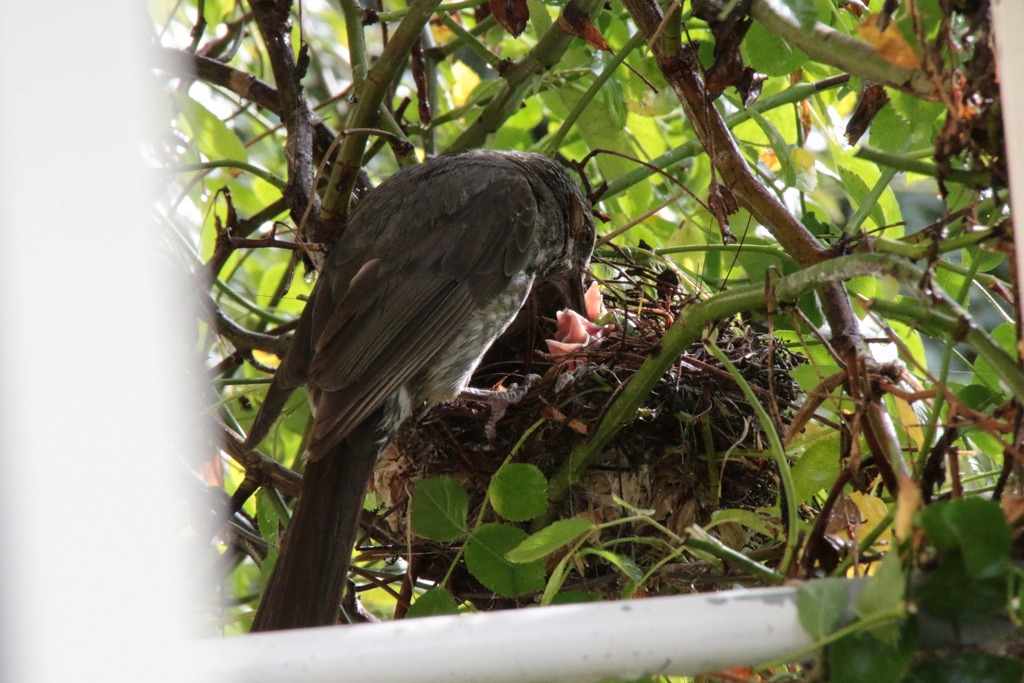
left=363, top=253, right=803, bottom=606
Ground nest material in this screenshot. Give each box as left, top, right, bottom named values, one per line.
left=368, top=255, right=803, bottom=605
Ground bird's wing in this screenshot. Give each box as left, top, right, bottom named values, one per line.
left=266, top=158, right=541, bottom=457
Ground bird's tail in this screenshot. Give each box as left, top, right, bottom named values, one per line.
left=250, top=413, right=383, bottom=632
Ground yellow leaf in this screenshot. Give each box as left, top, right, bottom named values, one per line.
left=759, top=148, right=780, bottom=171
left=856, top=14, right=922, bottom=69
left=846, top=492, right=892, bottom=547
left=894, top=475, right=921, bottom=542
left=894, top=395, right=923, bottom=452
left=792, top=147, right=815, bottom=171
left=252, top=349, right=281, bottom=369
left=450, top=61, right=480, bottom=107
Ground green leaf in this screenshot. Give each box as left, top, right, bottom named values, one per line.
left=748, top=108, right=796, bottom=187
left=973, top=323, right=1017, bottom=396
left=464, top=523, right=545, bottom=597
left=829, top=629, right=914, bottom=683
left=855, top=552, right=905, bottom=645
left=488, top=463, right=548, bottom=522
left=706, top=508, right=780, bottom=539
left=907, top=654, right=1024, bottom=683
left=918, top=498, right=1012, bottom=579
left=962, top=245, right=1005, bottom=273
left=741, top=21, right=808, bottom=76
left=174, top=92, right=247, bottom=162
left=761, top=0, right=818, bottom=29
left=407, top=587, right=460, bottom=618
left=791, top=437, right=840, bottom=504
left=410, top=476, right=469, bottom=542
left=867, top=103, right=912, bottom=154
left=914, top=553, right=1007, bottom=623
left=505, top=518, right=595, bottom=563
left=956, top=384, right=1002, bottom=413
left=797, top=578, right=849, bottom=639
left=578, top=549, right=644, bottom=581
left=837, top=164, right=886, bottom=231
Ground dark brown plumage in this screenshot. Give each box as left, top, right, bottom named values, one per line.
left=246, top=150, right=594, bottom=631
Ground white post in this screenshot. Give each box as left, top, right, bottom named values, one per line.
left=195, top=586, right=813, bottom=682
left=992, top=0, right=1024, bottom=337
left=0, top=4, right=202, bottom=682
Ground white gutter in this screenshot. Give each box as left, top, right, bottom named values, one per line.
left=195, top=585, right=812, bottom=682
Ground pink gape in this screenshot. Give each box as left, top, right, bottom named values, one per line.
left=546, top=282, right=613, bottom=366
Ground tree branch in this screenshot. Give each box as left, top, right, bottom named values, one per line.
left=448, top=0, right=606, bottom=152
left=250, top=0, right=319, bottom=227
left=750, top=0, right=934, bottom=99
left=320, top=0, right=444, bottom=237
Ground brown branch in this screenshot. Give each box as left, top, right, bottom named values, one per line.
left=154, top=48, right=339, bottom=165
left=622, top=0, right=864, bottom=359
left=250, top=0, right=319, bottom=226
left=203, top=293, right=291, bottom=356
left=218, top=418, right=302, bottom=498
left=621, top=0, right=913, bottom=500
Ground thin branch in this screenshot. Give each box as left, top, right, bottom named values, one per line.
left=251, top=0, right=319, bottom=226
left=448, top=0, right=606, bottom=153
left=155, top=48, right=339, bottom=162
left=321, top=0, right=445, bottom=234
left=218, top=418, right=302, bottom=497
left=749, top=0, right=934, bottom=98
left=203, top=293, right=292, bottom=356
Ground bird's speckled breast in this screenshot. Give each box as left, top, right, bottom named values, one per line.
left=383, top=271, right=535, bottom=433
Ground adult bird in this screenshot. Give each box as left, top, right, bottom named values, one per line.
left=245, top=150, right=595, bottom=632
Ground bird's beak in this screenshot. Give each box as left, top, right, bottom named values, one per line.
left=562, top=273, right=588, bottom=315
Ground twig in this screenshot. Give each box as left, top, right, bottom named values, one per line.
left=217, top=418, right=302, bottom=498
left=749, top=0, right=933, bottom=98
left=321, top=0, right=444, bottom=234
left=448, top=0, right=606, bottom=152
left=251, top=0, right=319, bottom=226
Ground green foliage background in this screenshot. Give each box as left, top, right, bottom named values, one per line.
left=152, top=0, right=1022, bottom=677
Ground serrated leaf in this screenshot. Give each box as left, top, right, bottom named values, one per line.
left=837, top=164, right=887, bottom=231
left=465, top=523, right=545, bottom=597
left=410, top=476, right=468, bottom=542
left=488, top=463, right=548, bottom=522
left=406, top=587, right=460, bottom=618
left=797, top=579, right=849, bottom=639
left=868, top=103, right=912, bottom=153
left=506, top=518, right=596, bottom=563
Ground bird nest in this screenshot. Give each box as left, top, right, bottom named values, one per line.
left=364, top=251, right=803, bottom=607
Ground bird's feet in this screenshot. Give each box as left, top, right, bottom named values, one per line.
left=460, top=374, right=541, bottom=441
